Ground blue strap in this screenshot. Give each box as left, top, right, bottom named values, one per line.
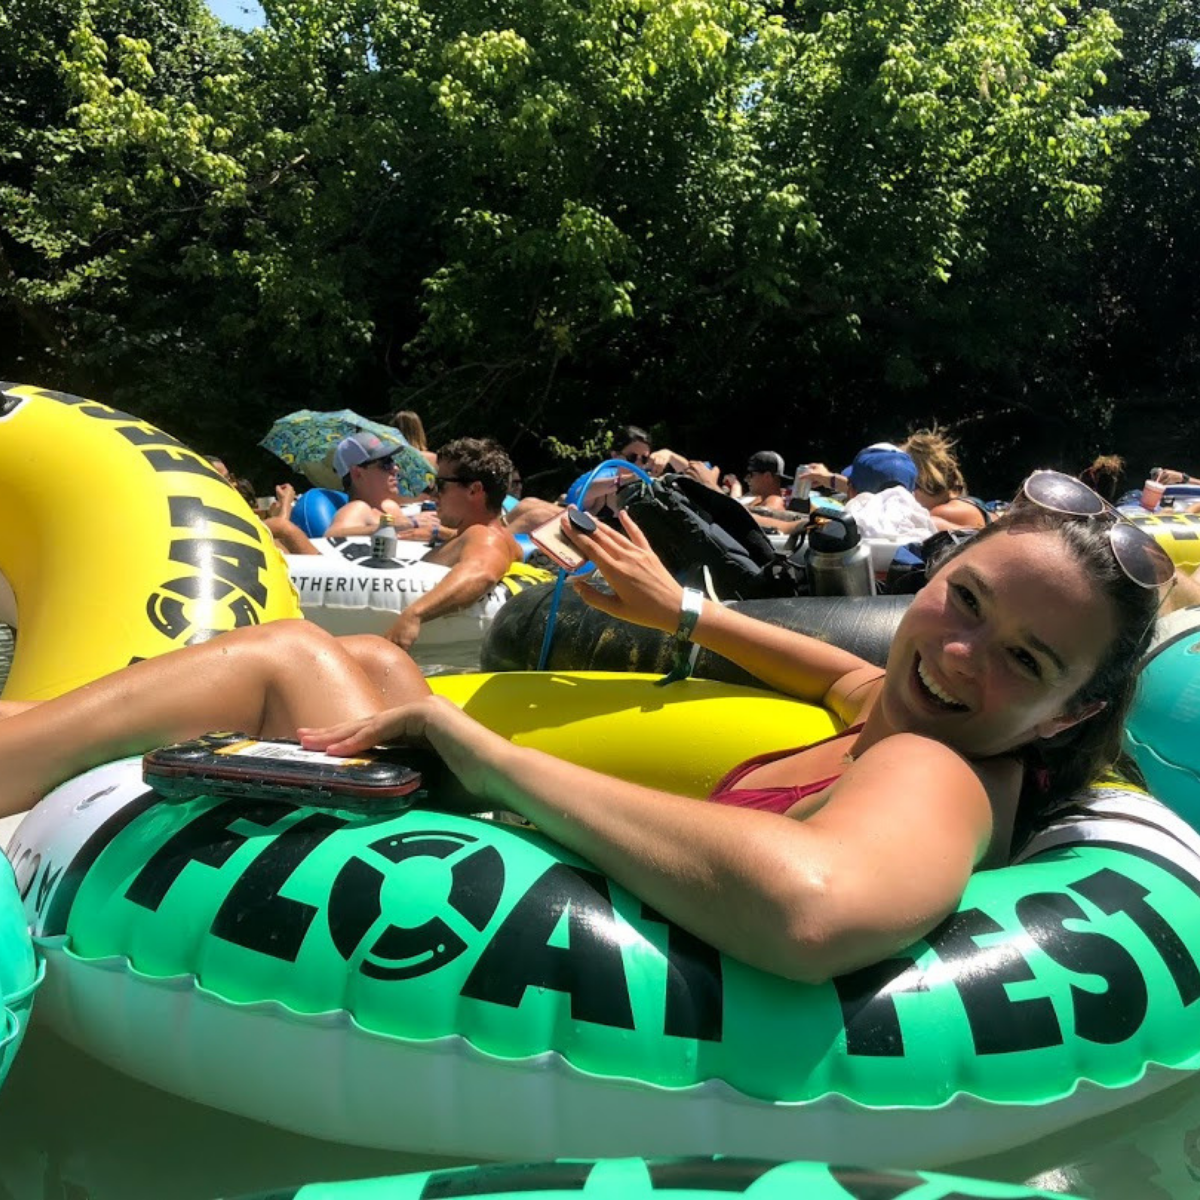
left=535, top=461, right=654, bottom=671
left=536, top=570, right=568, bottom=671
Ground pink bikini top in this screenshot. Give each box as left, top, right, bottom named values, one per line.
left=708, top=724, right=864, bottom=814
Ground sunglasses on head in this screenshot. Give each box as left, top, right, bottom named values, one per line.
left=624, top=452, right=651, bottom=465
left=434, top=475, right=475, bottom=493
left=1020, top=470, right=1175, bottom=589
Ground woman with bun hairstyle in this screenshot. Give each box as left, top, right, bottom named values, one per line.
left=0, top=474, right=1174, bottom=983
left=902, top=426, right=991, bottom=530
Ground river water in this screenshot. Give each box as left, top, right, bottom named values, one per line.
left=3, top=626, right=1200, bottom=1198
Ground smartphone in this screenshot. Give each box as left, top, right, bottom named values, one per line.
left=529, top=507, right=595, bottom=572
left=143, top=732, right=430, bottom=808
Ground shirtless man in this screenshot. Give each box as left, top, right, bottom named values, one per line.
left=325, top=432, right=433, bottom=538
left=383, top=437, right=521, bottom=649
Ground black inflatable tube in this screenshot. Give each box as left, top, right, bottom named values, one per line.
left=481, top=585, right=910, bottom=685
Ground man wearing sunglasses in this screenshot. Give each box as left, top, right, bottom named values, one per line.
left=326, top=432, right=435, bottom=539
left=382, top=437, right=522, bottom=650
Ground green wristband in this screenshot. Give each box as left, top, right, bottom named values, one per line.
left=675, top=587, right=705, bottom=642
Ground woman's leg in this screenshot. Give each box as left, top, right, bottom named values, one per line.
left=338, top=634, right=432, bottom=707
left=0, top=620, right=394, bottom=817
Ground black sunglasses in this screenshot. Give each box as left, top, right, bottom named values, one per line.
left=624, top=452, right=651, bottom=465
left=1020, top=470, right=1175, bottom=589
left=368, top=456, right=397, bottom=471
left=434, top=475, right=475, bottom=493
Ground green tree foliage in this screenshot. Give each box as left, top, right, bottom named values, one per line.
left=1083, top=0, right=1200, bottom=404
left=0, top=0, right=1182, bottom=484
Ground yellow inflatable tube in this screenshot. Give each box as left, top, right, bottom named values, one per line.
left=0, top=383, right=826, bottom=790
left=0, top=383, right=301, bottom=700
left=429, top=671, right=835, bottom=797
left=1127, top=511, right=1200, bottom=573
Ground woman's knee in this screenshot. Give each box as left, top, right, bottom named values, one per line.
left=339, top=634, right=431, bottom=697
left=237, top=618, right=340, bottom=663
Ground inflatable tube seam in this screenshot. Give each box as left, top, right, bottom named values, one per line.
left=1123, top=733, right=1200, bottom=785
left=2, top=954, right=45, bottom=1009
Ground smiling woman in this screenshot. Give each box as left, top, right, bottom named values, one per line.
left=1, top=464, right=1197, bottom=1162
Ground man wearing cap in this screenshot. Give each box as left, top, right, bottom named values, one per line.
left=382, top=437, right=522, bottom=650
left=725, top=451, right=787, bottom=510
left=325, top=431, right=434, bottom=538
left=795, top=443, right=919, bottom=499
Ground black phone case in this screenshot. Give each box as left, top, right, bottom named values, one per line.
left=143, top=732, right=435, bottom=808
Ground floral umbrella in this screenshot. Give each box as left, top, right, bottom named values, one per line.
left=260, top=409, right=433, bottom=495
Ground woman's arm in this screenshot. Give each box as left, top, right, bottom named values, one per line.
left=301, top=701, right=993, bottom=983
left=564, top=510, right=873, bottom=707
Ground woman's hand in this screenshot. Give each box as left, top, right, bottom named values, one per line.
left=298, top=693, right=451, bottom=756
left=685, top=461, right=721, bottom=488
left=563, top=509, right=685, bottom=633
left=299, top=693, right=504, bottom=798
left=795, top=463, right=833, bottom=489
left=647, top=448, right=687, bottom=477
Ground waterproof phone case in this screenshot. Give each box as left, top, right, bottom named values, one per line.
left=143, top=732, right=430, bottom=809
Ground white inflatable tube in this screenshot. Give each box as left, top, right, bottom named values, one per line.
left=288, top=537, right=536, bottom=648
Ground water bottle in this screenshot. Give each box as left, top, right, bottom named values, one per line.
left=805, top=513, right=875, bottom=596
left=371, top=513, right=398, bottom=561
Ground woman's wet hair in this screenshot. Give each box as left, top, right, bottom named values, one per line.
left=902, top=426, right=967, bottom=497
left=929, top=501, right=1160, bottom=829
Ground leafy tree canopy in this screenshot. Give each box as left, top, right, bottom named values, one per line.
left=1, top=0, right=1190, bottom=490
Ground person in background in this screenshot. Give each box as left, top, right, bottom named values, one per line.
left=1146, top=466, right=1199, bottom=488
left=902, top=428, right=990, bottom=531
left=381, top=437, right=521, bottom=649
left=261, top=483, right=322, bottom=554
left=228, top=474, right=263, bottom=514
left=204, top=454, right=231, bottom=481
left=391, top=410, right=438, bottom=469
left=325, top=432, right=435, bottom=539
left=1079, top=455, right=1126, bottom=504
left=796, top=444, right=919, bottom=499
left=724, top=451, right=788, bottom=510
left=609, top=424, right=654, bottom=470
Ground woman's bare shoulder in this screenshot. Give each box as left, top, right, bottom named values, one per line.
left=824, top=665, right=886, bottom=725
left=828, top=733, right=1020, bottom=866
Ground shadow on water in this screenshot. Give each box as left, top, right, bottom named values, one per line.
left=0, top=1024, right=468, bottom=1200
left=953, top=1070, right=1200, bottom=1198
left=4, top=1020, right=1200, bottom=1199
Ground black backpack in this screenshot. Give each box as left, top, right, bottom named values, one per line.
left=620, top=474, right=808, bottom=599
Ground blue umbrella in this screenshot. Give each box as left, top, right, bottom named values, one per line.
left=260, top=409, right=434, bottom=495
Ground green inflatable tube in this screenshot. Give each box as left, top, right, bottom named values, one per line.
left=1125, top=606, right=1200, bottom=830
left=0, top=854, right=39, bottom=1091
left=229, top=1157, right=1079, bottom=1199
left=10, top=741, right=1200, bottom=1167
